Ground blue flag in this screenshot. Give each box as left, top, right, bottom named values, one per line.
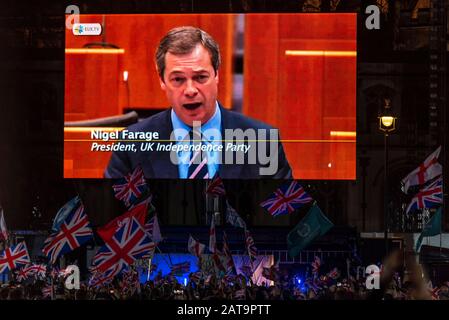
left=287, top=204, right=334, bottom=258
left=415, top=207, right=442, bottom=252
left=51, top=196, right=81, bottom=232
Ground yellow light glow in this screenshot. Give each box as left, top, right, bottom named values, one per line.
left=330, top=131, right=356, bottom=138
left=381, top=116, right=394, bottom=128
left=65, top=48, right=125, bottom=54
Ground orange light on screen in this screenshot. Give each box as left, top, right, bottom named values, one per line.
left=285, top=50, right=357, bottom=57
left=64, top=127, right=125, bottom=133
left=330, top=131, right=357, bottom=138
left=65, top=48, right=125, bottom=54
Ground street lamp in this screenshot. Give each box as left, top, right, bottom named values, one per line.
left=378, top=99, right=396, bottom=257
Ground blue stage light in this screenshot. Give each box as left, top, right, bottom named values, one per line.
left=293, top=274, right=302, bottom=287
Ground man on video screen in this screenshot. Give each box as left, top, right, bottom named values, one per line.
left=105, top=26, right=292, bottom=179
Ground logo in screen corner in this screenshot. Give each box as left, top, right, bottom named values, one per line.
left=72, top=23, right=102, bottom=36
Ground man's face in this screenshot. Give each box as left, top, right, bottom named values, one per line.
left=160, top=44, right=218, bottom=126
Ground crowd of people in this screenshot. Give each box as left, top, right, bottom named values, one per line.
left=1, top=274, right=448, bottom=300
left=1, top=251, right=448, bottom=300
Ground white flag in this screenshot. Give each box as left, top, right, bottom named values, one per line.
left=188, top=235, right=205, bottom=257
left=401, top=146, right=442, bottom=193
left=0, top=207, right=8, bottom=241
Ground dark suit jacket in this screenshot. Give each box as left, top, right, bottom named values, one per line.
left=105, top=105, right=292, bottom=179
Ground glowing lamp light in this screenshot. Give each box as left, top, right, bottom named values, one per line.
left=378, top=115, right=396, bottom=132
left=378, top=99, right=397, bottom=133
left=380, top=116, right=394, bottom=128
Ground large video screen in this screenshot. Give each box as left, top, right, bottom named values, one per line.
left=64, top=13, right=356, bottom=179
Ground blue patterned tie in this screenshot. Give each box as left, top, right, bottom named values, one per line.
left=187, top=130, right=209, bottom=179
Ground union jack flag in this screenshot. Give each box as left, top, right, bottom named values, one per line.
left=51, top=267, right=64, bottom=278
left=48, top=266, right=59, bottom=279
left=406, top=176, right=443, bottom=214
left=89, top=271, right=114, bottom=288
left=42, top=203, right=93, bottom=264
left=15, top=266, right=31, bottom=282
left=121, top=267, right=138, bottom=283
left=188, top=235, right=205, bottom=257
left=170, top=261, right=191, bottom=276
left=311, top=256, right=321, bottom=275
left=225, top=201, right=246, bottom=229
left=120, top=268, right=140, bottom=295
left=428, top=281, right=440, bottom=300
left=0, top=241, right=31, bottom=274
left=112, top=166, right=149, bottom=207
left=92, top=217, right=154, bottom=280
left=260, top=181, right=313, bottom=217
left=140, top=245, right=155, bottom=260
left=205, top=176, right=226, bottom=196
left=245, top=229, right=257, bottom=261
left=327, top=267, right=339, bottom=280
left=15, top=264, right=47, bottom=281
left=31, top=264, right=47, bottom=278
left=305, top=278, right=323, bottom=295
left=58, top=266, right=75, bottom=278
left=42, top=285, right=53, bottom=298
left=222, top=232, right=235, bottom=273
left=97, top=200, right=148, bottom=242
left=212, top=249, right=226, bottom=273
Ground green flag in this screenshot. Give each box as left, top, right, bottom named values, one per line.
left=287, top=204, right=334, bottom=258
left=415, top=207, right=442, bottom=252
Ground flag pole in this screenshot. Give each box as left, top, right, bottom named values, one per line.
left=153, top=243, right=174, bottom=269
left=206, top=180, right=212, bottom=225
left=153, top=244, right=173, bottom=268
left=440, top=205, right=443, bottom=255
left=50, top=276, right=54, bottom=300
left=147, top=257, right=152, bottom=282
